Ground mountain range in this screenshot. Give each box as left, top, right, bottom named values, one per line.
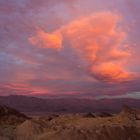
left=0, top=95, right=140, bottom=114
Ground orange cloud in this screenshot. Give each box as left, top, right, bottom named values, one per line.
left=29, top=29, right=62, bottom=49
left=29, top=12, right=134, bottom=83
left=91, top=62, right=134, bottom=83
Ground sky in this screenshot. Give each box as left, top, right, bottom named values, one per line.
left=0, top=0, right=140, bottom=99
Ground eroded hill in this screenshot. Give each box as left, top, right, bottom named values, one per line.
left=0, top=105, right=140, bottom=140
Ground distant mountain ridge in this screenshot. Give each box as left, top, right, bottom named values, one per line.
left=0, top=95, right=140, bottom=114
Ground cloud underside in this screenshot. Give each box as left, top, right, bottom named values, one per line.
left=29, top=12, right=134, bottom=83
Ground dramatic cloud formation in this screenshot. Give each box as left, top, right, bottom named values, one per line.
left=30, top=12, right=133, bottom=83
left=0, top=0, right=140, bottom=98
left=91, top=62, right=133, bottom=82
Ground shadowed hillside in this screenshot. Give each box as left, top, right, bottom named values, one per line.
left=0, top=105, right=30, bottom=125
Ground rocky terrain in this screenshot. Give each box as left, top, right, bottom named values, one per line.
left=0, top=105, right=30, bottom=125
left=0, top=105, right=140, bottom=140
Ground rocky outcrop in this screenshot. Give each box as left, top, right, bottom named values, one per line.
left=117, top=105, right=140, bottom=123
left=98, top=112, right=113, bottom=117
left=0, top=105, right=30, bottom=125
left=83, top=112, right=95, bottom=118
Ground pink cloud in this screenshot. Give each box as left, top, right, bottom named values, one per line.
left=30, top=12, right=134, bottom=83
left=29, top=28, right=62, bottom=49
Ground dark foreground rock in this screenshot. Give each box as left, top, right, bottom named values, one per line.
left=0, top=105, right=30, bottom=125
